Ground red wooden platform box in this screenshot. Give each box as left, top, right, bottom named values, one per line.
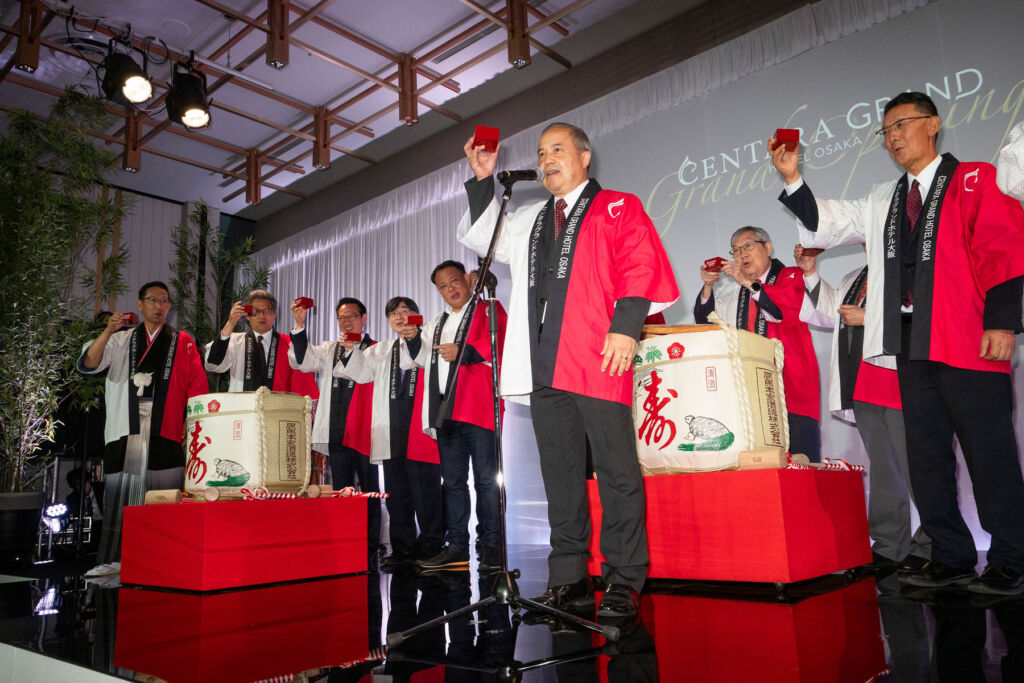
left=587, top=469, right=871, bottom=583
left=115, top=574, right=370, bottom=682
left=121, top=496, right=367, bottom=591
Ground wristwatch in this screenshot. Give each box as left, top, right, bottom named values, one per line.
left=748, top=281, right=762, bottom=293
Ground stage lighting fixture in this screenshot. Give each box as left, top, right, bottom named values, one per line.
left=166, top=60, right=211, bottom=129
left=45, top=503, right=68, bottom=518
left=101, top=51, right=153, bottom=105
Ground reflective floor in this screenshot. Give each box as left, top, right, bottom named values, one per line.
left=0, top=546, right=1021, bottom=682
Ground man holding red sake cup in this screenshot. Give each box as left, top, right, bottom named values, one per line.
left=289, top=296, right=382, bottom=566
left=334, top=297, right=443, bottom=570
left=204, top=289, right=318, bottom=398
left=459, top=122, right=678, bottom=618
left=693, top=226, right=822, bottom=462
left=771, top=91, right=1024, bottom=596
left=78, top=281, right=208, bottom=571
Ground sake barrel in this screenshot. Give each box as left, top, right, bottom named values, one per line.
left=183, top=386, right=313, bottom=496
left=633, top=321, right=789, bottom=473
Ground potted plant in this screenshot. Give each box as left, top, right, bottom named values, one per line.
left=0, top=89, right=128, bottom=564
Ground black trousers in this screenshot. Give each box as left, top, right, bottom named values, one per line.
left=788, top=413, right=821, bottom=463
left=530, top=386, right=649, bottom=591
left=897, top=358, right=1024, bottom=572
left=382, top=456, right=443, bottom=558
left=329, top=445, right=382, bottom=553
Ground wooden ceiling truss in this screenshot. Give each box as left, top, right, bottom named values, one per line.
left=1, top=0, right=588, bottom=206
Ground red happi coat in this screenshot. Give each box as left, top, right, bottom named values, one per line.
left=270, top=334, right=319, bottom=398
left=407, top=369, right=440, bottom=463
left=534, top=185, right=680, bottom=406
left=793, top=156, right=1024, bottom=374
left=419, top=301, right=508, bottom=435
left=749, top=265, right=820, bottom=421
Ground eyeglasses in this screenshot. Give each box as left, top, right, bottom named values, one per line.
left=141, top=296, right=172, bottom=305
left=729, top=240, right=765, bottom=257
left=336, top=313, right=362, bottom=321
left=875, top=115, right=932, bottom=137
left=248, top=307, right=274, bottom=317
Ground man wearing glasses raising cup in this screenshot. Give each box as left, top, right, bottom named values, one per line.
left=204, top=289, right=318, bottom=398
left=289, top=297, right=382, bottom=566
left=694, top=227, right=823, bottom=463
left=78, top=281, right=208, bottom=571
left=771, top=91, right=1024, bottom=596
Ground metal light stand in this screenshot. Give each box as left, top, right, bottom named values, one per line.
left=386, top=180, right=619, bottom=649
left=386, top=629, right=620, bottom=683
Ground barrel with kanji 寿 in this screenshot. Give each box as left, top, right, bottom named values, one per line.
left=632, top=321, right=789, bottom=473
left=183, top=386, right=313, bottom=496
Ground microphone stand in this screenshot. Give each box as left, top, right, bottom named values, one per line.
left=387, top=179, right=619, bottom=649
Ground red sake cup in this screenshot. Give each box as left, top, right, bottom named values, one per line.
left=294, top=296, right=314, bottom=310
left=772, top=128, right=800, bottom=151
left=703, top=256, right=729, bottom=273
left=407, top=314, right=424, bottom=326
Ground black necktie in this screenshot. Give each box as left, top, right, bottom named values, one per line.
left=906, top=179, right=922, bottom=231
left=554, top=198, right=567, bottom=240
left=255, top=335, right=267, bottom=376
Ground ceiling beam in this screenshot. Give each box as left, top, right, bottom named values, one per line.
left=415, top=41, right=504, bottom=97
left=2, top=70, right=305, bottom=176
left=398, top=54, right=417, bottom=125
left=0, top=102, right=307, bottom=198
left=212, top=98, right=374, bottom=163
left=455, top=0, right=572, bottom=69
left=507, top=0, right=531, bottom=68
left=12, top=0, right=48, bottom=73
left=266, top=0, right=291, bottom=69
left=289, top=3, right=460, bottom=93
left=527, top=0, right=594, bottom=35
left=526, top=4, right=570, bottom=36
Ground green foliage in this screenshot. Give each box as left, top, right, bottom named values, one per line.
left=0, top=89, right=130, bottom=492
left=169, top=202, right=269, bottom=391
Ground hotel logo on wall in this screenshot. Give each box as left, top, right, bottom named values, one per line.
left=646, top=67, right=1024, bottom=234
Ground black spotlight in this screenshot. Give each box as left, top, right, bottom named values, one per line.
left=101, top=51, right=152, bottom=105
left=166, top=60, right=211, bottom=129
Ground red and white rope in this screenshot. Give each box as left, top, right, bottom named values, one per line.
left=329, top=486, right=389, bottom=499
left=241, top=486, right=300, bottom=500
left=785, top=457, right=865, bottom=472
left=337, top=646, right=387, bottom=669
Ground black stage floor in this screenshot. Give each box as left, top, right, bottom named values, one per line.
left=0, top=546, right=1021, bottom=681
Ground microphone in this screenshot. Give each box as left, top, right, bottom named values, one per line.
left=497, top=168, right=539, bottom=184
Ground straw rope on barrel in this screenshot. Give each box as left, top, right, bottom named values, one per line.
left=771, top=329, right=791, bottom=451
left=713, top=312, right=756, bottom=454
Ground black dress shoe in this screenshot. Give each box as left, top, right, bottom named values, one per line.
left=967, top=564, right=1024, bottom=596
left=381, top=553, right=415, bottom=571
left=856, top=552, right=899, bottom=574
left=527, top=577, right=595, bottom=612
left=597, top=584, right=640, bottom=618
left=415, top=545, right=469, bottom=571
left=896, top=554, right=929, bottom=574
left=898, top=560, right=976, bottom=588
left=478, top=546, right=503, bottom=574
